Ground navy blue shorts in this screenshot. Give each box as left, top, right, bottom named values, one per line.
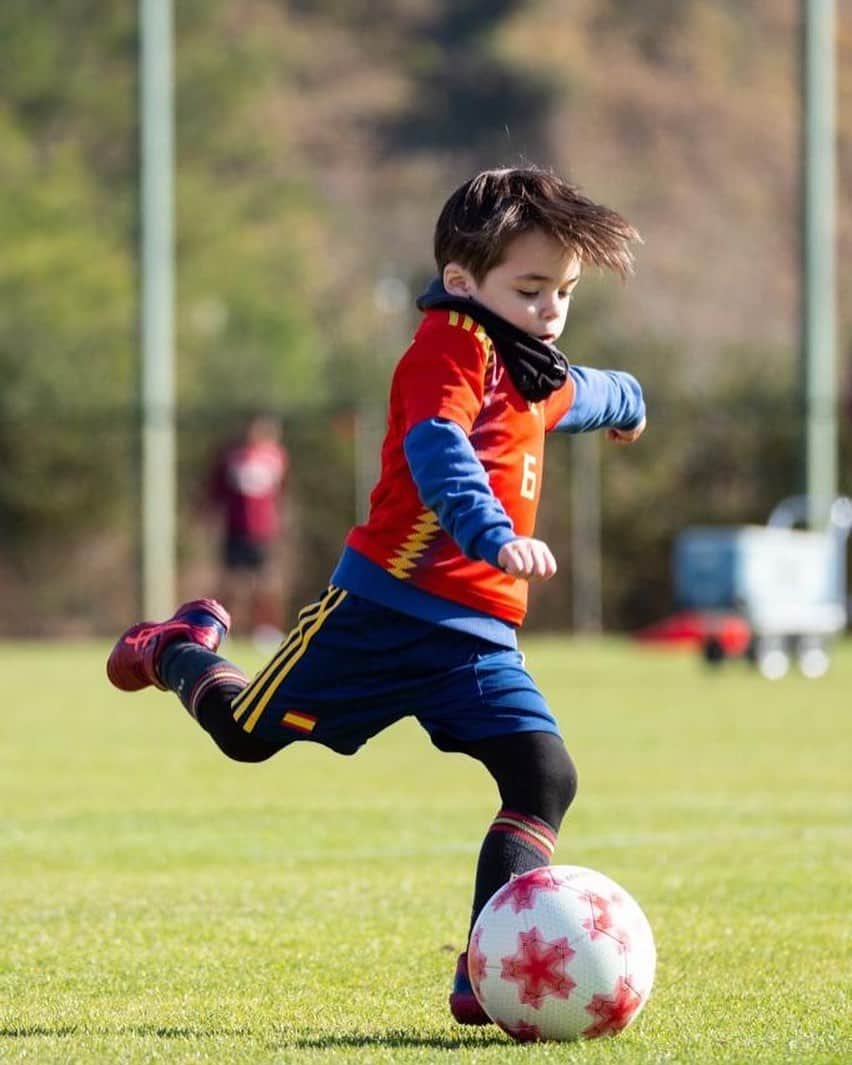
left=230, top=586, right=560, bottom=755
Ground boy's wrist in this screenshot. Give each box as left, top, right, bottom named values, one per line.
left=616, top=409, right=646, bottom=431
left=473, top=526, right=517, bottom=568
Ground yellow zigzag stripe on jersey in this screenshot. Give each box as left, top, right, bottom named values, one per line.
left=231, top=586, right=347, bottom=732
left=386, top=509, right=441, bottom=579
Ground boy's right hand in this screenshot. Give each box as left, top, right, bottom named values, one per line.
left=606, top=416, right=646, bottom=445
left=497, top=538, right=558, bottom=582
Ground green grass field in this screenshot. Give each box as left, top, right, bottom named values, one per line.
left=1, top=637, right=849, bottom=1064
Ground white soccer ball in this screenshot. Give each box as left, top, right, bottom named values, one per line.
left=468, top=864, right=656, bottom=1042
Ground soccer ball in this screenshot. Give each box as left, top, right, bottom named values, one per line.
left=468, top=865, right=656, bottom=1043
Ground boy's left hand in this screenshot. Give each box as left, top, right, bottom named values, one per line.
left=606, top=417, right=646, bottom=445
left=497, top=537, right=558, bottom=582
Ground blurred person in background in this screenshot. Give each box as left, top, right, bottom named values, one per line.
left=207, top=412, right=290, bottom=645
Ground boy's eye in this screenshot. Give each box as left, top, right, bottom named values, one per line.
left=517, top=289, right=539, bottom=299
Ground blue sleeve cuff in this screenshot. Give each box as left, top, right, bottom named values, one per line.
left=557, top=367, right=645, bottom=434
left=472, top=525, right=517, bottom=568
left=403, top=418, right=515, bottom=565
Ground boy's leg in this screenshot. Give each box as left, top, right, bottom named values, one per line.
left=463, top=730, right=577, bottom=933
left=448, top=730, right=578, bottom=1024
left=159, top=642, right=282, bottom=762
left=106, top=598, right=281, bottom=763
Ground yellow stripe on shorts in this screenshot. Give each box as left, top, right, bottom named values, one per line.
left=231, top=587, right=337, bottom=722
left=232, top=585, right=348, bottom=734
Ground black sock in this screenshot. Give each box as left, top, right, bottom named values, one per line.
left=158, top=642, right=280, bottom=763
left=468, top=807, right=558, bottom=940
left=159, top=642, right=248, bottom=722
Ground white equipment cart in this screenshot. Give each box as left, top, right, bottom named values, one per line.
left=673, top=497, right=851, bottom=678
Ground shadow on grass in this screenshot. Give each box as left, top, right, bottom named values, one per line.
left=291, top=1029, right=508, bottom=1050
left=1, top=1027, right=79, bottom=1039
left=0, top=1025, right=253, bottom=1039
left=1, top=1025, right=506, bottom=1049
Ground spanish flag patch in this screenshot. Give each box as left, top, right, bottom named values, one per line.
left=281, top=710, right=318, bottom=733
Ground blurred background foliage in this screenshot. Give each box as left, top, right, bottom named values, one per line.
left=0, top=0, right=850, bottom=634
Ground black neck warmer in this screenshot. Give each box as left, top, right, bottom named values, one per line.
left=416, top=278, right=570, bottom=403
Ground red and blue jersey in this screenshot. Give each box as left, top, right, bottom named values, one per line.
left=332, top=303, right=644, bottom=644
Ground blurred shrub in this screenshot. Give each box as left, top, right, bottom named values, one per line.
left=1, top=0, right=850, bottom=634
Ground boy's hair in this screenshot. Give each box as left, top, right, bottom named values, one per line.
left=434, top=166, right=640, bottom=282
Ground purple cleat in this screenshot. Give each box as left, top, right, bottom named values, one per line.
left=106, top=599, right=231, bottom=692
left=449, top=951, right=492, bottom=1026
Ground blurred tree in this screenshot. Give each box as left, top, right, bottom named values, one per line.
left=0, top=0, right=849, bottom=633
left=380, top=0, right=554, bottom=160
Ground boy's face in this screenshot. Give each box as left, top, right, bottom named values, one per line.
left=443, top=230, right=581, bottom=344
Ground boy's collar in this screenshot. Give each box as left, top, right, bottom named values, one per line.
left=415, top=277, right=569, bottom=403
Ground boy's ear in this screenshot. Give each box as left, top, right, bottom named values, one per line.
left=442, top=262, right=476, bottom=297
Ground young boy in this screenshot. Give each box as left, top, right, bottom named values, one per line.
left=107, top=166, right=646, bottom=1025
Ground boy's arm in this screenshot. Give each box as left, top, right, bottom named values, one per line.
left=554, top=366, right=645, bottom=434
left=403, top=417, right=516, bottom=567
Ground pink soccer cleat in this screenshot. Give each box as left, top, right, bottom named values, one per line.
left=106, top=599, right=231, bottom=692
left=449, top=952, right=492, bottom=1026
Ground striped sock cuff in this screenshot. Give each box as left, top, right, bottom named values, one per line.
left=188, top=665, right=248, bottom=720
left=488, top=807, right=558, bottom=862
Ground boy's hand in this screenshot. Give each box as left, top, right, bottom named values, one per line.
left=606, top=416, right=646, bottom=445
left=497, top=538, right=558, bottom=582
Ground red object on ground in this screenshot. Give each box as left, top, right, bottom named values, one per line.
left=633, top=610, right=752, bottom=656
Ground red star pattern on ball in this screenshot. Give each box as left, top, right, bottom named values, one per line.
left=582, top=975, right=643, bottom=1038
left=500, top=926, right=577, bottom=1008
left=581, top=890, right=631, bottom=953
left=491, top=868, right=561, bottom=914
left=467, top=927, right=488, bottom=993
left=497, top=1018, right=543, bottom=1043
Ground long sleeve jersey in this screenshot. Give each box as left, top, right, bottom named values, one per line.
left=332, top=307, right=644, bottom=646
